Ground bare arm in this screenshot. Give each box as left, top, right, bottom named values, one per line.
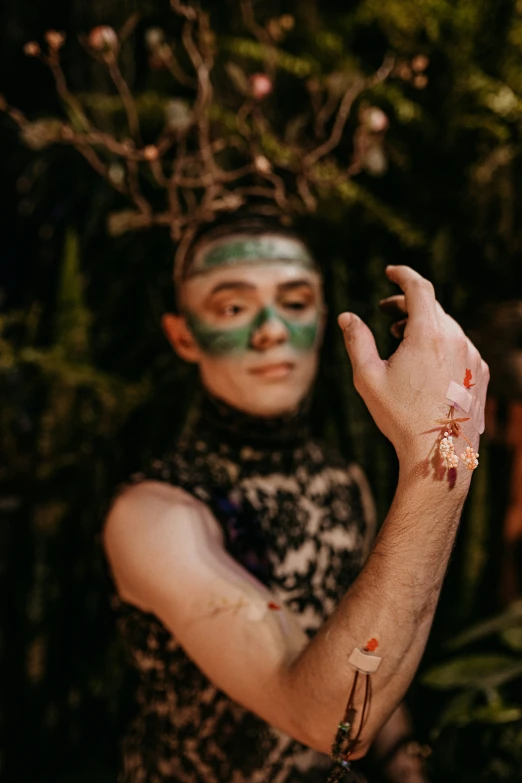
left=105, top=266, right=488, bottom=759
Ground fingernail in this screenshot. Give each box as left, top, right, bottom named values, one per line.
left=338, top=313, right=357, bottom=330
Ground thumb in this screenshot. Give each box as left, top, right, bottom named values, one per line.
left=338, top=312, right=383, bottom=387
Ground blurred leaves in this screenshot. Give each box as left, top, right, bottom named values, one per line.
left=423, top=654, right=522, bottom=690
left=446, top=601, right=522, bottom=650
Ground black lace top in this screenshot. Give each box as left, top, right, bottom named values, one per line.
left=113, top=392, right=374, bottom=783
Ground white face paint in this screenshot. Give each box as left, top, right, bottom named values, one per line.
left=180, top=260, right=325, bottom=418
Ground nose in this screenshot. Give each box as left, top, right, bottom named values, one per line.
left=250, top=307, right=289, bottom=351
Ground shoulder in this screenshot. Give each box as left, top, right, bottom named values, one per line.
left=103, top=481, right=224, bottom=608
left=106, top=479, right=217, bottom=536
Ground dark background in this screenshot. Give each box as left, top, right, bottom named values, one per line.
left=1, top=1, right=522, bottom=781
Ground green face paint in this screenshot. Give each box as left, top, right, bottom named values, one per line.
left=185, top=306, right=319, bottom=357
left=187, top=234, right=316, bottom=279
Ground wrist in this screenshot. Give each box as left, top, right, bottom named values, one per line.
left=396, top=446, right=474, bottom=498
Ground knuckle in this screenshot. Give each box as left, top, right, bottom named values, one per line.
left=467, top=341, right=480, bottom=360
left=410, top=276, right=434, bottom=296
left=422, top=278, right=435, bottom=296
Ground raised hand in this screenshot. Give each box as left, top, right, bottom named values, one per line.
left=338, top=266, right=489, bottom=473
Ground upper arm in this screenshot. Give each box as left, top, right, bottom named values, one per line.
left=103, top=481, right=310, bottom=741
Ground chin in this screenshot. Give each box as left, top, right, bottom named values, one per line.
left=201, top=361, right=317, bottom=418
left=211, top=382, right=309, bottom=418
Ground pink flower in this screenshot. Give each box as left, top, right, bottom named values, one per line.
left=254, top=155, right=272, bottom=174
left=23, top=41, right=41, bottom=57
left=88, top=26, right=118, bottom=51
left=45, top=30, right=65, bottom=50
left=250, top=73, right=273, bottom=100
left=366, top=107, right=389, bottom=133
left=143, top=145, right=159, bottom=161
left=412, top=55, right=429, bottom=73
left=413, top=74, right=428, bottom=90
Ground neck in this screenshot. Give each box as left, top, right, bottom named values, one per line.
left=191, top=387, right=312, bottom=448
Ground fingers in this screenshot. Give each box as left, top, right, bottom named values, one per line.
left=385, top=266, right=438, bottom=332
left=390, top=318, right=407, bottom=340
left=379, top=294, right=408, bottom=318
left=338, top=312, right=384, bottom=391
left=380, top=289, right=466, bottom=343
left=379, top=295, right=408, bottom=340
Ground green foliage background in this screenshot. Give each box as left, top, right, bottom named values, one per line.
left=1, top=1, right=522, bottom=781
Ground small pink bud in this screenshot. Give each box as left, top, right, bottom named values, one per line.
left=145, top=27, right=164, bottom=50
left=412, top=55, right=429, bottom=73
left=254, top=155, right=272, bottom=174
left=45, top=30, right=65, bottom=50
left=88, top=26, right=118, bottom=51
left=23, top=41, right=41, bottom=57
left=250, top=73, right=273, bottom=100
left=366, top=107, right=389, bottom=133
left=413, top=74, right=428, bottom=90
left=143, top=145, right=159, bottom=161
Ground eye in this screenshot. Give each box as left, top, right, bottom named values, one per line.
left=221, top=304, right=244, bottom=317
left=284, top=300, right=307, bottom=311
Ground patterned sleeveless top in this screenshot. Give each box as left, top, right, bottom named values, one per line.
left=112, top=392, right=374, bottom=783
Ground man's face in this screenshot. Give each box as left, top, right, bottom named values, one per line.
left=176, top=239, right=325, bottom=417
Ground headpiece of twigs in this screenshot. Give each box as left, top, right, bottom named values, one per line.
left=0, top=0, right=428, bottom=283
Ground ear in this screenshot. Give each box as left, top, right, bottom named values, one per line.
left=161, top=313, right=202, bottom=363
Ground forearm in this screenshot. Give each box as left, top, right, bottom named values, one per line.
left=282, top=467, right=469, bottom=755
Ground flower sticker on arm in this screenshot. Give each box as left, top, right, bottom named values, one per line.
left=437, top=369, right=479, bottom=472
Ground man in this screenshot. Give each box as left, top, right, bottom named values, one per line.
left=104, top=213, right=488, bottom=782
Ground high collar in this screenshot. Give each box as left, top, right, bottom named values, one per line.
left=190, top=388, right=311, bottom=450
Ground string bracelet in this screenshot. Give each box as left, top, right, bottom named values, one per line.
left=327, top=638, right=381, bottom=782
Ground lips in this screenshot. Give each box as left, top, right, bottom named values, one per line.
left=248, top=361, right=295, bottom=379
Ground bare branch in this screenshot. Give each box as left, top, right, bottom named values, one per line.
left=105, top=53, right=142, bottom=143
left=296, top=175, right=317, bottom=212
left=126, top=157, right=152, bottom=216
left=45, top=51, right=92, bottom=131
left=75, top=142, right=127, bottom=195
left=161, top=47, right=198, bottom=88
left=239, top=0, right=277, bottom=76
left=304, top=77, right=365, bottom=167
left=118, top=12, right=141, bottom=44
left=170, top=0, right=198, bottom=23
